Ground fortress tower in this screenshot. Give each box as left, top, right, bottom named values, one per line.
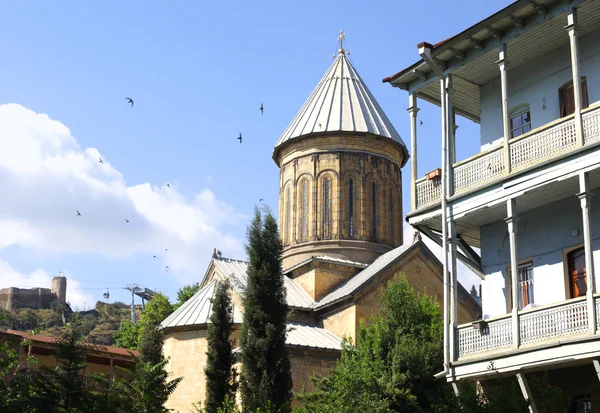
left=51, top=274, right=67, bottom=304
left=273, top=40, right=409, bottom=269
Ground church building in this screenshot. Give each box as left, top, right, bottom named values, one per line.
left=160, top=37, right=481, bottom=412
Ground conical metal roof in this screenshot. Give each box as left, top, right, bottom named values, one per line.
left=274, top=53, right=407, bottom=158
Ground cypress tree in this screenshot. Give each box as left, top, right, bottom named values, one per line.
left=239, top=207, right=292, bottom=413
left=204, top=280, right=236, bottom=413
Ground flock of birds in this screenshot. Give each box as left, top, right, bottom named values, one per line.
left=74, top=97, right=266, bottom=274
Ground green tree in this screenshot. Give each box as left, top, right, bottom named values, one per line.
left=295, top=276, right=452, bottom=413
left=121, top=358, right=182, bottom=413
left=174, top=282, right=201, bottom=310
left=204, top=281, right=237, bottom=413
left=239, top=207, right=292, bottom=413
left=114, top=319, right=141, bottom=349
left=137, top=293, right=173, bottom=365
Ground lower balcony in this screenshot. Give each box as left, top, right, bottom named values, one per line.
left=456, top=295, right=600, bottom=361
left=415, top=104, right=600, bottom=211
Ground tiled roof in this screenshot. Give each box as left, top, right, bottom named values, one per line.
left=209, top=256, right=315, bottom=310
left=3, top=330, right=138, bottom=358
left=313, top=240, right=418, bottom=309
left=274, top=53, right=407, bottom=158
left=160, top=279, right=244, bottom=329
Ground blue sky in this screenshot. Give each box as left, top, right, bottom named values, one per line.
left=0, top=0, right=509, bottom=309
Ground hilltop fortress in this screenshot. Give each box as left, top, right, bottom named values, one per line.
left=0, top=274, right=67, bottom=311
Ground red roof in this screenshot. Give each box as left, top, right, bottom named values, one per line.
left=3, top=329, right=139, bottom=358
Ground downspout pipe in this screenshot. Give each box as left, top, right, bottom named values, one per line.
left=418, top=42, right=450, bottom=377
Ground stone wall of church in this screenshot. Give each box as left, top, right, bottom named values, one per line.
left=317, top=245, right=481, bottom=346
left=277, top=135, right=405, bottom=269
left=163, top=330, right=211, bottom=413
left=289, top=349, right=338, bottom=394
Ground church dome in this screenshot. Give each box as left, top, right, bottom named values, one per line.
left=273, top=52, right=408, bottom=165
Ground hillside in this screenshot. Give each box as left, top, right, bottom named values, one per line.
left=0, top=301, right=141, bottom=346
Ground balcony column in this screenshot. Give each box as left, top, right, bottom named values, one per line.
left=516, top=373, right=539, bottom=413
left=449, top=214, right=459, bottom=362
left=407, top=94, right=420, bottom=212
left=505, top=198, right=520, bottom=349
left=446, top=74, right=455, bottom=197
left=498, top=44, right=511, bottom=174
left=578, top=172, right=596, bottom=334
left=440, top=76, right=450, bottom=370
left=567, top=6, right=584, bottom=147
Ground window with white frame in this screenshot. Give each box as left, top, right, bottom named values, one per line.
left=510, top=108, right=531, bottom=138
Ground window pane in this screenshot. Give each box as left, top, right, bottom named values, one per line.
left=348, top=179, right=354, bottom=238
left=323, top=178, right=330, bottom=238
left=522, top=124, right=531, bottom=134
left=522, top=112, right=531, bottom=124
left=511, top=115, right=522, bottom=128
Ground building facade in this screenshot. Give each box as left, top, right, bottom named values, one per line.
left=161, top=43, right=480, bottom=413
left=384, top=0, right=600, bottom=410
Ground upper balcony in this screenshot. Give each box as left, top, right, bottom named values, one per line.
left=415, top=104, right=600, bottom=210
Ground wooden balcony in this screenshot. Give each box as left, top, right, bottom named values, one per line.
left=414, top=104, right=600, bottom=211
left=455, top=295, right=600, bottom=361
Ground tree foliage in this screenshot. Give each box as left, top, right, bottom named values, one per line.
left=174, top=282, right=201, bottom=310
left=204, top=281, right=237, bottom=413
left=239, top=207, right=292, bottom=413
left=295, top=276, right=570, bottom=413
left=296, top=275, right=451, bottom=413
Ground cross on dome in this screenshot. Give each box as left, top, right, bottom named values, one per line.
left=337, top=29, right=347, bottom=56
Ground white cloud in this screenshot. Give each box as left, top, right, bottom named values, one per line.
left=0, top=103, right=246, bottom=287
left=0, top=260, right=92, bottom=310
left=403, top=221, right=482, bottom=293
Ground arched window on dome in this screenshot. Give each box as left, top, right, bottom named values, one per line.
left=285, top=186, right=291, bottom=245
left=348, top=179, right=354, bottom=238
left=322, top=177, right=331, bottom=239
left=300, top=179, right=308, bottom=242
left=371, top=181, right=377, bottom=240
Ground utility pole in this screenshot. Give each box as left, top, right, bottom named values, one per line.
left=124, top=284, right=141, bottom=324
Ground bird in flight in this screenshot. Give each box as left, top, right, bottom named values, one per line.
left=126, top=97, right=134, bottom=107
left=99, top=157, right=103, bottom=164
left=237, top=133, right=242, bottom=144
left=165, top=266, right=169, bottom=272
left=153, top=255, right=158, bottom=259
left=166, top=183, right=171, bottom=188
left=165, top=248, right=169, bottom=252
left=259, top=199, right=264, bottom=202
left=76, top=210, right=82, bottom=217
left=419, top=120, right=423, bottom=126
left=260, top=103, right=264, bottom=115
left=124, top=219, right=130, bottom=224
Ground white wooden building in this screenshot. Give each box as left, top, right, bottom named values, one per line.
left=385, top=0, right=600, bottom=410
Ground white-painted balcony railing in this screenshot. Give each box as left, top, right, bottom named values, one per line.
left=457, top=297, right=598, bottom=361
left=457, top=315, right=512, bottom=358
left=413, top=104, right=600, bottom=210
left=519, top=298, right=587, bottom=346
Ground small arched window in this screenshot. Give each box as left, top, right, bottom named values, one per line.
left=323, top=177, right=331, bottom=239
left=300, top=179, right=308, bottom=242
left=348, top=179, right=354, bottom=238
left=285, top=186, right=291, bottom=245
left=371, top=181, right=377, bottom=240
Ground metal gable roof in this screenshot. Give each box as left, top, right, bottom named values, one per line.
left=274, top=53, right=407, bottom=157
left=210, top=256, right=315, bottom=309
left=286, top=322, right=343, bottom=351
left=160, top=279, right=244, bottom=329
